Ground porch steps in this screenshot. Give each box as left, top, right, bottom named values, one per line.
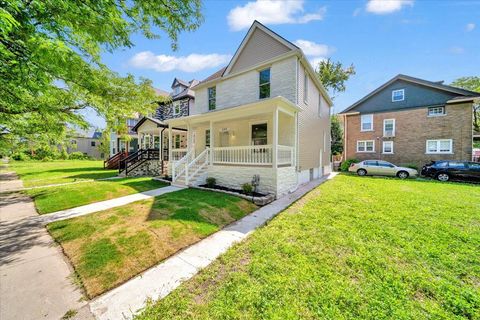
left=172, top=165, right=207, bottom=187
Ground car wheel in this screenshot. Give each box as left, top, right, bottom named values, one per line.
left=436, top=173, right=450, bottom=182
left=357, top=169, right=367, bottom=176
left=397, top=171, right=409, bottom=179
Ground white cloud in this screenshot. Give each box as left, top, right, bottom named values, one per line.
left=294, top=40, right=334, bottom=57
left=310, top=57, right=327, bottom=70
left=466, top=23, right=475, bottom=32
left=366, top=0, right=414, bottom=14
left=129, top=51, right=231, bottom=73
left=227, top=0, right=326, bottom=31
left=449, top=46, right=465, bottom=54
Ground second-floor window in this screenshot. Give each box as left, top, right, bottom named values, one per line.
left=361, top=114, right=373, bottom=131
left=392, top=89, right=405, bottom=102
left=259, top=68, right=270, bottom=99
left=383, top=119, right=395, bottom=136
left=173, top=102, right=181, bottom=116
left=208, top=87, right=216, bottom=110
left=91, top=141, right=96, bottom=147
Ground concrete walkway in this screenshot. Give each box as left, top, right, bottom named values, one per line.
left=89, top=173, right=337, bottom=320
left=38, top=186, right=183, bottom=225
left=0, top=173, right=91, bottom=320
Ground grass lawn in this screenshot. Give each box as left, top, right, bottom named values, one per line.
left=47, top=189, right=258, bottom=298
left=26, top=177, right=167, bottom=214
left=9, top=160, right=117, bottom=187
left=137, top=175, right=480, bottom=320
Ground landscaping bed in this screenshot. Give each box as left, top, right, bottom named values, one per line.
left=26, top=177, right=167, bottom=214
left=9, top=160, right=117, bottom=187
left=197, top=183, right=275, bottom=206
left=136, top=175, right=480, bottom=319
left=47, top=188, right=258, bottom=298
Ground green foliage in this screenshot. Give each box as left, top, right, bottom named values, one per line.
left=0, top=0, right=202, bottom=152
left=137, top=176, right=480, bottom=320
left=451, top=76, right=480, bottom=131
left=11, top=152, right=30, bottom=161
left=242, top=183, right=253, bottom=195
left=474, top=141, right=480, bottom=149
left=314, top=58, right=356, bottom=98
left=340, top=158, right=359, bottom=172
left=206, top=177, right=216, bottom=188
left=330, top=115, right=343, bottom=155
left=68, top=152, right=91, bottom=160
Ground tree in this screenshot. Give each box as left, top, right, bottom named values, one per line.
left=451, top=76, right=480, bottom=132
left=0, top=0, right=202, bottom=146
left=330, top=114, right=343, bottom=156
left=314, top=58, right=356, bottom=98
left=314, top=59, right=355, bottom=156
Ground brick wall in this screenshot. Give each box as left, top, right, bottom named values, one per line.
left=344, top=103, right=473, bottom=168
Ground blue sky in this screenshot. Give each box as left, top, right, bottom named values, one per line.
left=85, top=0, right=480, bottom=129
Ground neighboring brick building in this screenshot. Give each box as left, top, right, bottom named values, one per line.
left=340, top=74, right=480, bottom=168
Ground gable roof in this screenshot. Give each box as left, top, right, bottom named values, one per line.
left=341, top=74, right=480, bottom=114
left=171, top=78, right=190, bottom=88
left=223, top=20, right=298, bottom=77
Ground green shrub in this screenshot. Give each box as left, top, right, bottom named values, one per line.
left=206, top=177, right=216, bottom=188
left=242, top=183, right=253, bottom=195
left=59, top=149, right=69, bottom=160
left=12, top=152, right=30, bottom=161
left=42, top=156, right=53, bottom=162
left=69, top=152, right=91, bottom=160
left=340, top=158, right=359, bottom=172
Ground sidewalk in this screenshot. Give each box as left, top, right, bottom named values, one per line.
left=89, top=173, right=337, bottom=320
left=0, top=172, right=91, bottom=320
left=38, top=185, right=183, bottom=225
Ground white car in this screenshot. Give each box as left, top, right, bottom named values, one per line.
left=348, top=160, right=418, bottom=179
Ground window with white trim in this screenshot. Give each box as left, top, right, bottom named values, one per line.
left=361, top=114, right=373, bottom=131
left=426, top=139, right=453, bottom=154
left=383, top=119, right=395, bottom=136
left=382, top=141, right=393, bottom=154
left=428, top=106, right=445, bottom=117
left=392, top=89, right=404, bottom=102
left=357, top=140, right=375, bottom=152
left=173, top=101, right=181, bottom=115
left=259, top=68, right=270, bottom=99
left=208, top=87, right=216, bottom=110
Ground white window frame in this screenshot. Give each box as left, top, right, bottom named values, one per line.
left=361, top=114, right=373, bottom=132
left=392, top=89, right=405, bottom=102
left=304, top=71, right=308, bottom=104
left=357, top=140, right=375, bottom=153
left=173, top=101, right=181, bottom=116
left=382, top=141, right=394, bottom=154
left=383, top=119, right=395, bottom=137
left=249, top=120, right=268, bottom=146
left=425, top=139, right=453, bottom=154
left=427, top=106, right=446, bottom=117
left=258, top=68, right=271, bottom=99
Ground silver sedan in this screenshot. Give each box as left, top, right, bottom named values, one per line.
left=348, top=160, right=418, bottom=179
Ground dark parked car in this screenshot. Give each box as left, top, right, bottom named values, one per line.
left=421, top=161, right=480, bottom=182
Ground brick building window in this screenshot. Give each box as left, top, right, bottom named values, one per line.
left=426, top=139, right=453, bottom=154
left=383, top=119, right=395, bottom=136
left=361, top=114, right=373, bottom=131
left=382, top=141, right=393, bottom=154
left=357, top=140, right=375, bottom=152
left=427, top=106, right=445, bottom=117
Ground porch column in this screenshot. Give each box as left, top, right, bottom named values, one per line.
left=168, top=126, right=172, bottom=162
left=209, top=121, right=214, bottom=164
left=294, top=111, right=298, bottom=168
left=272, top=107, right=278, bottom=169
left=185, top=123, right=191, bottom=185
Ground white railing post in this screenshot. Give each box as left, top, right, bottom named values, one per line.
left=273, top=108, right=278, bottom=169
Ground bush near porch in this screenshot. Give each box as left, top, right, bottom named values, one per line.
left=137, top=175, right=480, bottom=320
left=47, top=189, right=258, bottom=298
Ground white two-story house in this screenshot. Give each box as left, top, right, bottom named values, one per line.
left=157, top=21, right=332, bottom=197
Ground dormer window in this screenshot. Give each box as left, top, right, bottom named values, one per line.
left=392, top=89, right=404, bottom=102
left=173, top=86, right=182, bottom=95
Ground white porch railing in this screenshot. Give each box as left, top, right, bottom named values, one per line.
left=212, top=145, right=272, bottom=165
left=171, top=148, right=187, bottom=161
left=186, top=148, right=210, bottom=184
left=172, top=150, right=192, bottom=183
left=277, top=145, right=294, bottom=166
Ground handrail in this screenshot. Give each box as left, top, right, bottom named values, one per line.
left=120, top=149, right=159, bottom=175
left=172, top=150, right=192, bottom=182
left=186, top=148, right=210, bottom=184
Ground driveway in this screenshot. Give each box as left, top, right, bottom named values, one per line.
left=0, top=171, right=91, bottom=319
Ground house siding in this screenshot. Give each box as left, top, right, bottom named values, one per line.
left=297, top=61, right=331, bottom=172
left=344, top=102, right=473, bottom=168
left=193, top=56, right=297, bottom=115
left=350, top=79, right=459, bottom=114
left=229, top=27, right=291, bottom=75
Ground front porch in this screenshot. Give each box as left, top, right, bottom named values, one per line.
left=166, top=97, right=300, bottom=197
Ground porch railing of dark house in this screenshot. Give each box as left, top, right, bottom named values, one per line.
left=119, top=148, right=160, bottom=175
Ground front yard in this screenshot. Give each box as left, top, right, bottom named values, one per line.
left=9, top=160, right=117, bottom=187
left=26, top=177, right=167, bottom=214
left=137, top=175, right=480, bottom=319
left=47, top=189, right=258, bottom=298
